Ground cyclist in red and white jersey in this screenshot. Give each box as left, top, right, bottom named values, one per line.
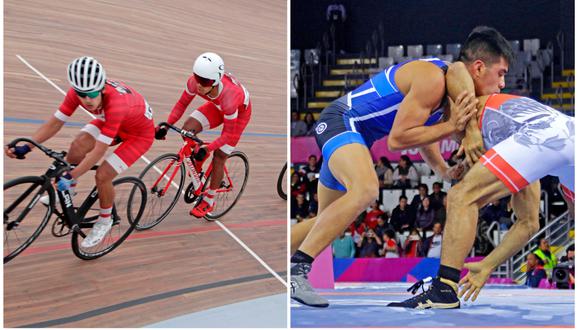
left=5, top=56, right=155, bottom=248
left=156, top=52, right=252, bottom=217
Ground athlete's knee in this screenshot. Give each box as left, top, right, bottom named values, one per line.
left=348, top=182, right=379, bottom=210
left=94, top=165, right=116, bottom=186
left=212, top=149, right=228, bottom=162
left=183, top=118, right=202, bottom=133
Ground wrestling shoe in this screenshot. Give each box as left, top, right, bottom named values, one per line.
left=387, top=276, right=460, bottom=309
left=290, top=262, right=329, bottom=308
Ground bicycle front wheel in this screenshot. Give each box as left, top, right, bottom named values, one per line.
left=137, top=153, right=185, bottom=230
left=205, top=151, right=249, bottom=220
left=71, top=176, right=146, bottom=260
left=277, top=163, right=287, bottom=200
left=4, top=176, right=53, bottom=264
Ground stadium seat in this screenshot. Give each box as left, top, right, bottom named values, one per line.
left=414, top=163, right=433, bottom=177
left=523, top=38, right=540, bottom=56
left=509, top=40, right=521, bottom=52
left=381, top=189, right=403, bottom=212
left=304, top=48, right=320, bottom=65
left=388, top=45, right=404, bottom=63
left=407, top=45, right=424, bottom=59
left=421, top=175, right=438, bottom=189
left=291, top=49, right=301, bottom=70
left=439, top=54, right=453, bottom=62
left=379, top=56, right=394, bottom=69
left=426, top=44, right=443, bottom=57
left=445, top=43, right=462, bottom=60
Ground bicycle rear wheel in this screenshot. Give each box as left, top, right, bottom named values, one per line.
left=4, top=176, right=53, bottom=264
left=136, top=153, right=185, bottom=230
left=71, top=177, right=146, bottom=260
left=277, top=163, right=287, bottom=200
left=205, top=151, right=249, bottom=220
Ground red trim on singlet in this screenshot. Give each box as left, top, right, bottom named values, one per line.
left=480, top=149, right=529, bottom=193
left=479, top=93, right=521, bottom=129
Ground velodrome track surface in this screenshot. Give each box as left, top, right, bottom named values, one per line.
left=4, top=0, right=287, bottom=327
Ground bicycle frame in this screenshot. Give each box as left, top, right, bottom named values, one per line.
left=152, top=129, right=235, bottom=197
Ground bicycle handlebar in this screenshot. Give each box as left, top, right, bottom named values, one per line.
left=159, top=122, right=204, bottom=144
left=8, top=138, right=71, bottom=168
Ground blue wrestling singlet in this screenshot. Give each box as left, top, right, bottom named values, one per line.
left=314, top=58, right=448, bottom=191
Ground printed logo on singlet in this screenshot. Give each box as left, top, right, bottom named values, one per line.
left=316, top=122, right=327, bottom=135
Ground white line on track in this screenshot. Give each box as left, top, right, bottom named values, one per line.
left=15, top=54, right=287, bottom=288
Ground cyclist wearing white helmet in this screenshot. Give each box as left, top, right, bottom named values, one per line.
left=156, top=52, right=252, bottom=218
left=5, top=56, right=155, bottom=248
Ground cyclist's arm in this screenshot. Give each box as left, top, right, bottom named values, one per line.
left=69, top=141, right=107, bottom=179
left=167, top=81, right=196, bottom=125
left=28, top=116, right=66, bottom=149
left=388, top=69, right=452, bottom=151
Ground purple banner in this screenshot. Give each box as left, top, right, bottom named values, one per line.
left=291, top=136, right=459, bottom=163
left=333, top=257, right=486, bottom=282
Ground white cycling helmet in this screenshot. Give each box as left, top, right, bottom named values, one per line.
left=192, top=52, right=224, bottom=87
left=67, top=56, right=106, bottom=92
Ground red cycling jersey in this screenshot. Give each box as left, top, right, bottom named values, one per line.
left=56, top=80, right=154, bottom=144
left=167, top=73, right=252, bottom=152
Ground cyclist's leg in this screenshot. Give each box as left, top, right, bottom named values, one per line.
left=67, top=119, right=103, bottom=163
left=82, top=134, right=153, bottom=247
left=291, top=183, right=345, bottom=253
left=183, top=101, right=220, bottom=133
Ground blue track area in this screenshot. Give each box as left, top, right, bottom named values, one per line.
left=3, top=117, right=286, bottom=139
left=291, top=282, right=574, bottom=327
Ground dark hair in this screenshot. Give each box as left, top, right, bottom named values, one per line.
left=433, top=182, right=443, bottom=188
left=385, top=229, right=396, bottom=239
left=459, top=26, right=515, bottom=66
left=308, top=154, right=317, bottom=161
left=399, top=155, right=413, bottom=167
left=567, top=244, right=575, bottom=253
left=399, top=195, right=408, bottom=202
left=418, top=183, right=428, bottom=192
left=380, top=156, right=394, bottom=170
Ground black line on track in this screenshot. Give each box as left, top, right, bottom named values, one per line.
left=18, top=271, right=287, bottom=328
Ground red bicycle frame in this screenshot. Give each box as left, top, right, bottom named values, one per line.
left=151, top=134, right=234, bottom=197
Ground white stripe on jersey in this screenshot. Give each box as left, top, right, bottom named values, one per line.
left=348, top=103, right=400, bottom=131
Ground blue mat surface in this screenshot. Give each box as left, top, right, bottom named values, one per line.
left=291, top=282, right=574, bottom=327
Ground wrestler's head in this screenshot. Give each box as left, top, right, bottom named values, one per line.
left=460, top=26, right=514, bottom=96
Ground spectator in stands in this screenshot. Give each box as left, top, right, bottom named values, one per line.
left=403, top=228, right=423, bottom=258
left=308, top=192, right=318, bottom=218
left=291, top=111, right=307, bottom=137
left=390, top=195, right=414, bottom=233
left=435, top=195, right=447, bottom=226
left=416, top=197, right=435, bottom=238
left=380, top=229, right=399, bottom=258
left=422, top=222, right=443, bottom=258
left=332, top=229, right=356, bottom=258
left=375, top=156, right=394, bottom=188
left=364, top=200, right=384, bottom=230
left=302, top=154, right=320, bottom=195
left=411, top=183, right=429, bottom=213
left=429, top=182, right=447, bottom=210
left=326, top=2, right=347, bottom=54
left=291, top=172, right=307, bottom=198
left=393, top=155, right=419, bottom=188
left=480, top=199, right=510, bottom=228
left=560, top=244, right=574, bottom=263
left=525, top=253, right=547, bottom=288
left=357, top=228, right=382, bottom=257
left=304, top=112, right=317, bottom=136
left=292, top=193, right=310, bottom=222
left=534, top=238, right=558, bottom=276
left=374, top=214, right=390, bottom=238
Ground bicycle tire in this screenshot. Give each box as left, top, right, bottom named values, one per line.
left=4, top=176, right=54, bottom=264
left=71, top=176, right=146, bottom=260
left=136, top=153, right=185, bottom=230
left=277, top=163, right=287, bottom=200
left=205, top=151, right=250, bottom=220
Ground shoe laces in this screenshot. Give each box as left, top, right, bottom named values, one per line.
left=407, top=276, right=433, bottom=295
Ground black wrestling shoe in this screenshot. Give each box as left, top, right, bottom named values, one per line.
left=387, top=277, right=460, bottom=309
